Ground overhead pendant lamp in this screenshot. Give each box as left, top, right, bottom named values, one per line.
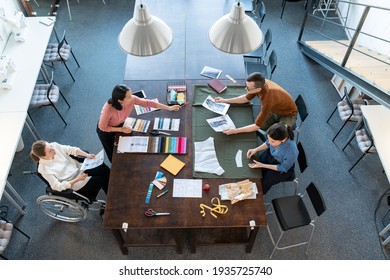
left=209, top=1, right=263, bottom=54
left=118, top=3, right=173, bottom=56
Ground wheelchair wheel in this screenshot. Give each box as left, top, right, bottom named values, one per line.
left=36, top=195, right=87, bottom=222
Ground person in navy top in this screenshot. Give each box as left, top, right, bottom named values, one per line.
left=247, top=123, right=299, bottom=195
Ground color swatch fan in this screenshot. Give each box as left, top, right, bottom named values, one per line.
left=153, top=173, right=167, bottom=190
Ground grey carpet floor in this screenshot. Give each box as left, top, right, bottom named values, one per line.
left=2, top=0, right=390, bottom=260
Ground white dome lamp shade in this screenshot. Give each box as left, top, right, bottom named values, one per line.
left=209, top=1, right=263, bottom=54
left=118, top=3, right=173, bottom=56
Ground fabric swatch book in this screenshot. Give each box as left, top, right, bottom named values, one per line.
left=160, top=154, right=186, bottom=176
left=123, top=117, right=150, bottom=133
left=208, top=78, right=227, bottom=94
left=117, top=136, right=187, bottom=154
left=153, top=117, right=180, bottom=131
left=134, top=98, right=160, bottom=115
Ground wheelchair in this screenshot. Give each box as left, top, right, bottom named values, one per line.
left=35, top=184, right=105, bottom=223
left=25, top=156, right=105, bottom=223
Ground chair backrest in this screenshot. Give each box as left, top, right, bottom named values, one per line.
left=57, top=31, right=68, bottom=60
left=264, top=28, right=272, bottom=54
left=295, top=94, right=308, bottom=123
left=258, top=1, right=266, bottom=23
left=268, top=50, right=277, bottom=79
left=306, top=182, right=326, bottom=217
left=45, top=72, right=55, bottom=99
left=344, top=87, right=355, bottom=116
left=296, top=141, right=308, bottom=174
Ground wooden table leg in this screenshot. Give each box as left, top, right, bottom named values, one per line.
left=175, top=229, right=183, bottom=254
left=190, top=229, right=197, bottom=254
left=246, top=226, right=259, bottom=253
left=112, top=229, right=128, bottom=255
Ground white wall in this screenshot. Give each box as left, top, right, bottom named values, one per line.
left=338, top=0, right=390, bottom=57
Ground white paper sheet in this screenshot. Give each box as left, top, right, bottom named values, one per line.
left=206, top=114, right=236, bottom=132
left=117, top=136, right=149, bottom=153
left=80, top=149, right=104, bottom=170
left=235, top=149, right=243, bottom=167
left=202, top=95, right=230, bottom=115
left=173, top=179, right=202, bottom=198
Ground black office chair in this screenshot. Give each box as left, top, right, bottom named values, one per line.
left=243, top=28, right=272, bottom=64
left=244, top=49, right=277, bottom=80
left=294, top=95, right=308, bottom=142
left=279, top=141, right=308, bottom=196
left=266, top=182, right=326, bottom=258
left=280, top=0, right=308, bottom=19
left=342, top=117, right=377, bottom=172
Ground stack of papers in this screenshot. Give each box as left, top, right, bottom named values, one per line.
left=219, top=180, right=258, bottom=204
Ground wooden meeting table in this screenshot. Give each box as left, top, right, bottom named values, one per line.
left=103, top=81, right=267, bottom=255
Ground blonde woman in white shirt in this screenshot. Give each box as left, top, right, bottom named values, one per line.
left=30, top=140, right=110, bottom=201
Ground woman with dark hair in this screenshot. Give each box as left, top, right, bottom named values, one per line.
left=30, top=140, right=110, bottom=202
left=246, top=123, right=298, bottom=195
left=97, top=84, right=180, bottom=161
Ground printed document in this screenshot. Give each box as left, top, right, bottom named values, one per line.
left=173, top=179, right=202, bottom=198
left=81, top=149, right=104, bottom=170
left=202, top=95, right=230, bottom=115
left=206, top=114, right=235, bottom=132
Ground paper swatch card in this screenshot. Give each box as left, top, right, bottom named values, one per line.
left=123, top=117, right=150, bottom=133
left=160, top=154, right=185, bottom=176
left=134, top=98, right=160, bottom=115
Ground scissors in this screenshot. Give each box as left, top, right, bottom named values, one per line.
left=144, top=208, right=170, bottom=217
left=150, top=129, right=171, bottom=136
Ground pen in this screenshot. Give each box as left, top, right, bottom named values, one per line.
left=225, top=74, right=237, bottom=84
left=157, top=190, right=169, bottom=198
left=180, top=102, right=189, bottom=108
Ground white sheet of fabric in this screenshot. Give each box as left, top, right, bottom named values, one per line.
left=194, top=137, right=225, bottom=176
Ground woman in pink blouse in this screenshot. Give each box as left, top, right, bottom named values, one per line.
left=97, top=84, right=180, bottom=161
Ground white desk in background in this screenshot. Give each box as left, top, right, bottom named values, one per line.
left=360, top=105, right=390, bottom=247
left=0, top=17, right=55, bottom=113
left=0, top=112, right=28, bottom=214
left=0, top=17, right=56, bottom=214
left=360, top=105, right=390, bottom=182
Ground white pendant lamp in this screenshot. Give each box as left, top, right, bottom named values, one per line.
left=209, top=1, right=263, bottom=54
left=118, top=3, right=173, bottom=56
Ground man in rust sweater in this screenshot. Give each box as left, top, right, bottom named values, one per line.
left=214, top=72, right=297, bottom=135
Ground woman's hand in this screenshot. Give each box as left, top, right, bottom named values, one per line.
left=247, top=148, right=256, bottom=159
left=248, top=160, right=264, bottom=169
left=121, top=127, right=133, bottom=133
left=77, top=173, right=88, bottom=181
left=85, top=153, right=95, bottom=159
left=169, top=105, right=180, bottom=111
